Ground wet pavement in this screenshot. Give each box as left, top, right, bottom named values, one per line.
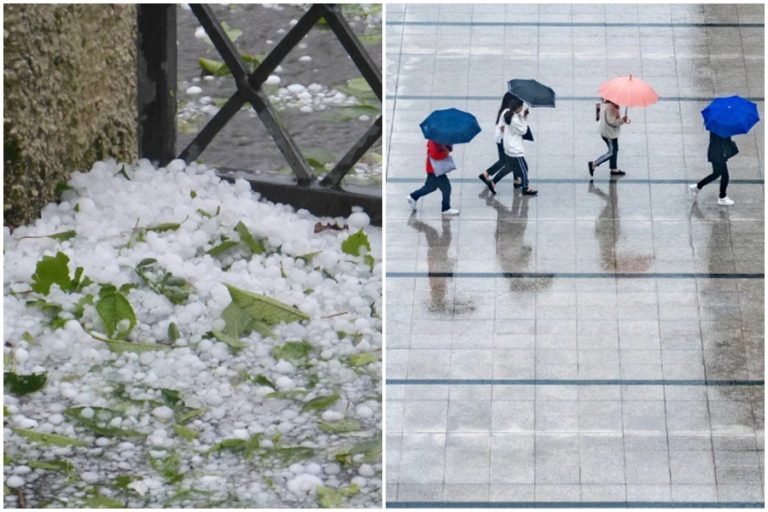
left=385, top=3, right=764, bottom=507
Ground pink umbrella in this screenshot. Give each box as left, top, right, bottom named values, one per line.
left=598, top=75, right=658, bottom=115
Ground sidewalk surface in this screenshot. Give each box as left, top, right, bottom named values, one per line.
left=385, top=3, right=764, bottom=507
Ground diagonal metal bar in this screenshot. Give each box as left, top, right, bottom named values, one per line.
left=319, top=5, right=382, bottom=101
left=247, top=5, right=325, bottom=90
left=190, top=4, right=249, bottom=84
left=179, top=93, right=245, bottom=163
left=320, top=116, right=382, bottom=188
left=180, top=4, right=315, bottom=182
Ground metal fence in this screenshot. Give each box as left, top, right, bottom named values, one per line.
left=137, top=4, right=382, bottom=225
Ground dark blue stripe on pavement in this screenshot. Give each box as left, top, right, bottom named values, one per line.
left=387, top=378, right=765, bottom=386
left=386, top=271, right=765, bottom=279
left=389, top=94, right=765, bottom=102
left=387, top=20, right=765, bottom=28
left=387, top=177, right=766, bottom=185
left=387, top=501, right=765, bottom=509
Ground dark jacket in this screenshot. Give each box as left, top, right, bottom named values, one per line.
left=708, top=132, right=739, bottom=163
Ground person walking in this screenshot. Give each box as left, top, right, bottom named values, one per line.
left=497, top=96, right=537, bottom=195
left=407, top=140, right=460, bottom=215
left=688, top=131, right=739, bottom=205
left=588, top=98, right=630, bottom=177
left=478, top=92, right=521, bottom=194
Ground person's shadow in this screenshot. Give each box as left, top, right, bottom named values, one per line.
left=407, top=214, right=462, bottom=314
left=588, top=180, right=618, bottom=272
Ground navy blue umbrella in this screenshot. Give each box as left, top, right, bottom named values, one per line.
left=419, top=108, right=481, bottom=145
left=701, top=96, right=760, bottom=137
left=507, top=79, right=556, bottom=108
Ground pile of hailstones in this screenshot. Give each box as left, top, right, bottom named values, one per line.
left=3, top=159, right=381, bottom=508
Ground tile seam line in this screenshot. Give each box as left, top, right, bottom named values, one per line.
left=386, top=21, right=765, bottom=28
left=387, top=95, right=766, bottom=102
left=386, top=178, right=766, bottom=184
left=385, top=378, right=765, bottom=386
left=386, top=502, right=766, bottom=509
left=385, top=272, right=765, bottom=279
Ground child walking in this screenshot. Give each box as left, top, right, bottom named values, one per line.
left=407, top=140, right=460, bottom=215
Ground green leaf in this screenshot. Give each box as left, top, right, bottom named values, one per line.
left=65, top=407, right=145, bottom=438
left=168, top=322, right=180, bottom=342
left=149, top=450, right=184, bottom=483
left=161, top=389, right=182, bottom=407
left=95, top=290, right=136, bottom=339
left=295, top=251, right=321, bottom=264
left=271, top=341, right=312, bottom=363
left=145, top=220, right=185, bottom=233
left=84, top=494, right=125, bottom=508
left=316, top=484, right=360, bottom=508
left=173, top=424, right=198, bottom=440
left=318, top=418, right=362, bottom=434
left=266, top=389, right=307, bottom=400
left=198, top=57, right=231, bottom=77
left=4, top=372, right=47, bottom=395
left=249, top=374, right=276, bottom=389
left=226, top=284, right=309, bottom=324
left=135, top=260, right=192, bottom=305
left=103, top=340, right=170, bottom=354
left=210, top=434, right=262, bottom=458
left=116, top=164, right=131, bottom=180
left=21, top=331, right=34, bottom=344
left=26, top=298, right=63, bottom=316
left=50, top=230, right=77, bottom=241
left=30, top=251, right=71, bottom=294
left=235, top=221, right=266, bottom=254
left=176, top=407, right=206, bottom=425
left=55, top=181, right=74, bottom=196
left=263, top=446, right=316, bottom=464
left=190, top=190, right=197, bottom=199
left=347, top=353, right=378, bottom=367
left=352, top=434, right=382, bottom=463
left=301, top=392, right=340, bottom=412
left=206, top=239, right=240, bottom=256
left=74, top=294, right=95, bottom=320
left=13, top=428, right=89, bottom=447
left=341, top=229, right=371, bottom=257
left=28, top=459, right=75, bottom=473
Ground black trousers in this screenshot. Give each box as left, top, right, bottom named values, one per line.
left=410, top=173, right=452, bottom=211
left=697, top=160, right=729, bottom=198
left=487, top=142, right=506, bottom=176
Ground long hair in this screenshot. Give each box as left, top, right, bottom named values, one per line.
left=496, top=92, right=517, bottom=124
left=503, top=96, right=524, bottom=124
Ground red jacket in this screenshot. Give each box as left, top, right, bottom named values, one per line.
left=425, top=140, right=451, bottom=174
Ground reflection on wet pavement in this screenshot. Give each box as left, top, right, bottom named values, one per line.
left=385, top=3, right=764, bottom=507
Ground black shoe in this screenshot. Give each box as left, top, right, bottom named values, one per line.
left=588, top=161, right=595, bottom=177
left=478, top=173, right=496, bottom=194
left=522, top=188, right=538, bottom=196
left=610, top=169, right=626, bottom=176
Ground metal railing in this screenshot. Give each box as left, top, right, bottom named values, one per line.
left=137, top=4, right=382, bottom=225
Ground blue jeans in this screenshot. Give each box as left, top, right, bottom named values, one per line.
left=410, top=173, right=452, bottom=211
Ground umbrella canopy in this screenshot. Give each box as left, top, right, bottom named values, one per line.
left=419, top=108, right=482, bottom=145
left=506, top=79, right=556, bottom=108
left=701, top=95, right=760, bottom=137
left=598, top=75, right=658, bottom=107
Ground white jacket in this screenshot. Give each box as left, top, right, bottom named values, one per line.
left=502, top=112, right=528, bottom=157
left=599, top=102, right=624, bottom=139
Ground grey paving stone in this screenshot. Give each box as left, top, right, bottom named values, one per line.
left=669, top=450, right=717, bottom=485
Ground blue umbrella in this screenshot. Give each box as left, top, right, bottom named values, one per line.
left=701, top=96, right=760, bottom=137
left=419, top=108, right=481, bottom=145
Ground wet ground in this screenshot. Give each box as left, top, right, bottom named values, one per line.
left=176, top=4, right=382, bottom=186
left=385, top=3, right=764, bottom=506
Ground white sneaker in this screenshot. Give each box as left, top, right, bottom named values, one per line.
left=406, top=195, right=417, bottom=210
left=688, top=184, right=699, bottom=196
left=441, top=208, right=460, bottom=216
left=717, top=196, right=734, bottom=206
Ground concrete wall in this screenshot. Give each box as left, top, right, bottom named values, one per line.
left=4, top=4, right=138, bottom=227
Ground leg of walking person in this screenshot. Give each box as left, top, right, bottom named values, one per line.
left=519, top=157, right=536, bottom=195
left=609, top=137, right=619, bottom=171
left=435, top=174, right=452, bottom=212
left=411, top=174, right=439, bottom=201
left=487, top=142, right=506, bottom=177
left=718, top=161, right=729, bottom=199
left=696, top=161, right=724, bottom=190
left=492, top=153, right=515, bottom=185
left=591, top=137, right=616, bottom=174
